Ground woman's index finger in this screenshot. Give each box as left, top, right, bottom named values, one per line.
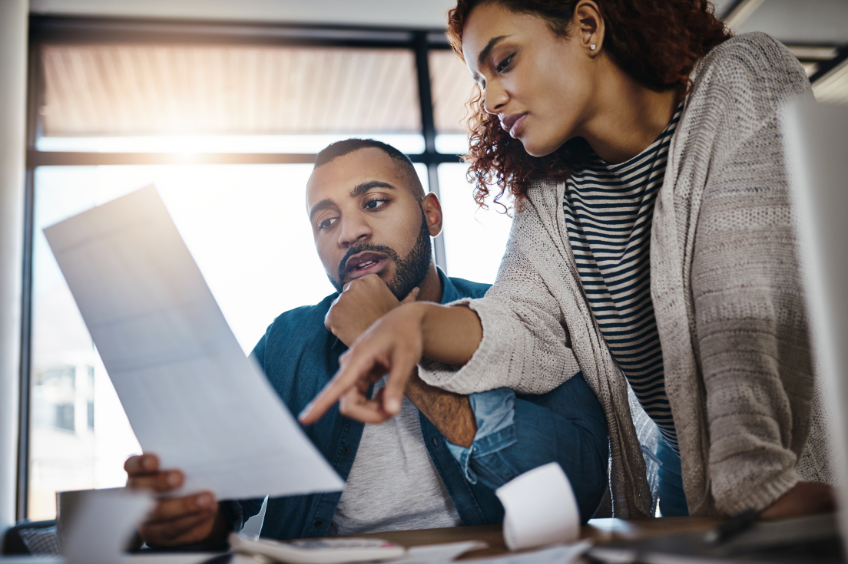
left=298, top=355, right=373, bottom=424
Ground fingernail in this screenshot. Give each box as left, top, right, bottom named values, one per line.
left=298, top=403, right=312, bottom=422
left=386, top=398, right=401, bottom=414
left=167, top=472, right=181, bottom=486
left=197, top=493, right=213, bottom=508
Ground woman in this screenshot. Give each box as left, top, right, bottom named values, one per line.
left=301, top=0, right=833, bottom=518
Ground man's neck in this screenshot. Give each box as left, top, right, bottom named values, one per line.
left=416, top=263, right=442, bottom=303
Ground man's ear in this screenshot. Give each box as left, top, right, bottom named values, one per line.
left=420, top=193, right=443, bottom=237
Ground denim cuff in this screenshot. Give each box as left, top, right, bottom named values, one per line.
left=447, top=387, right=518, bottom=484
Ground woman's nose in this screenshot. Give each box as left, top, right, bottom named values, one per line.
left=483, top=82, right=508, bottom=115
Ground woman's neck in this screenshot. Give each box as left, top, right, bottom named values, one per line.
left=579, top=60, right=680, bottom=165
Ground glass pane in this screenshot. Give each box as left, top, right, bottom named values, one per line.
left=40, top=45, right=422, bottom=137
left=438, top=164, right=512, bottom=284
left=27, top=163, right=428, bottom=519
left=429, top=50, right=477, bottom=152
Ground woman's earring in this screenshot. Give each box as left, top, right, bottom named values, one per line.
left=590, top=44, right=597, bottom=51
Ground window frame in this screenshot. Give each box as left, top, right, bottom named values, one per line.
left=19, top=14, right=461, bottom=520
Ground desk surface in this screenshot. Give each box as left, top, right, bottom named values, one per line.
left=352, top=517, right=723, bottom=560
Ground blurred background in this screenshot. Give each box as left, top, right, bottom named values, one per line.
left=14, top=0, right=848, bottom=521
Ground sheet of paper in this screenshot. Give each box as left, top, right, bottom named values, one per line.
left=495, top=463, right=580, bottom=551
left=44, top=186, right=344, bottom=500
left=61, top=488, right=154, bottom=564
left=392, top=541, right=488, bottom=563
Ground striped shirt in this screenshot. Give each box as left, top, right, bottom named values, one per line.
left=563, top=105, right=683, bottom=453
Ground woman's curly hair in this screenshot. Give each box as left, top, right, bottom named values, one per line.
left=447, top=0, right=731, bottom=209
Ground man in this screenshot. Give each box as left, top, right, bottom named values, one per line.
left=124, top=139, right=608, bottom=545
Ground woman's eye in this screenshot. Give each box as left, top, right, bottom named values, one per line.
left=318, top=217, right=337, bottom=230
left=496, top=55, right=513, bottom=73
left=364, top=198, right=389, bottom=210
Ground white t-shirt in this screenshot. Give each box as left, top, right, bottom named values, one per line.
left=327, top=377, right=463, bottom=534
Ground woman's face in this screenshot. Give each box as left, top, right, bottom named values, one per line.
left=461, top=2, right=598, bottom=157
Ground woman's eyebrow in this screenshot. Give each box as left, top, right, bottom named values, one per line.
left=478, top=35, right=510, bottom=66
left=350, top=180, right=395, bottom=198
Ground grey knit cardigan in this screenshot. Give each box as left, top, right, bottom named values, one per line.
left=420, top=33, right=831, bottom=518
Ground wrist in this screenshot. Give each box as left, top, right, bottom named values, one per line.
left=402, top=300, right=431, bottom=326
left=205, top=506, right=230, bottom=542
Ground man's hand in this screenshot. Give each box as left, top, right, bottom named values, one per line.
left=125, top=454, right=227, bottom=547
left=325, top=274, right=418, bottom=347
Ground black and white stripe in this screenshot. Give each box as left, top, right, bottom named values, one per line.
left=563, top=106, right=683, bottom=452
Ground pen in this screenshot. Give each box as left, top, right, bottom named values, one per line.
left=704, top=508, right=759, bottom=545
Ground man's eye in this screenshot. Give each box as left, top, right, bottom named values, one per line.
left=496, top=54, right=513, bottom=73
left=318, top=217, right=338, bottom=230
left=364, top=198, right=389, bottom=210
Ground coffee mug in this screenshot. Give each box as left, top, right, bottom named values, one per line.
left=55, top=487, right=126, bottom=549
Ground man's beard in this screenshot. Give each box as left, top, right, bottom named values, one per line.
left=331, top=208, right=432, bottom=300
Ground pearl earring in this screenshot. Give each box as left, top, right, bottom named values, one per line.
left=590, top=44, right=597, bottom=51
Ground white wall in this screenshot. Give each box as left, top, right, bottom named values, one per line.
left=0, top=0, right=28, bottom=532
left=30, top=0, right=456, bottom=29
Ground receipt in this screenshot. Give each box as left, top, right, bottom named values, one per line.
left=495, top=463, right=580, bottom=551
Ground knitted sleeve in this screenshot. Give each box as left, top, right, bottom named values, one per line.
left=419, top=195, right=580, bottom=395
left=691, top=33, right=815, bottom=515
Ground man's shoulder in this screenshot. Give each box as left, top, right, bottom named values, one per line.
left=446, top=276, right=491, bottom=300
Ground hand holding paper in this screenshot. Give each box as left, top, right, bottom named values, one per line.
left=44, top=186, right=343, bottom=501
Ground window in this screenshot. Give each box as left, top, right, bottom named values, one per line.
left=21, top=19, right=507, bottom=521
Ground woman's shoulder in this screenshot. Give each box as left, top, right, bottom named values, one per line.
left=691, top=32, right=809, bottom=97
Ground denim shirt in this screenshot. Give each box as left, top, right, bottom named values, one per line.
left=226, top=270, right=504, bottom=540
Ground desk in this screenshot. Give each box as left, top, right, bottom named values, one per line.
left=352, top=517, right=723, bottom=560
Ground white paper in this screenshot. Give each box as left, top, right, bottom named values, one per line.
left=391, top=541, right=487, bottom=563
left=495, top=463, right=580, bottom=551
left=61, top=489, right=154, bottom=564
left=44, top=186, right=344, bottom=500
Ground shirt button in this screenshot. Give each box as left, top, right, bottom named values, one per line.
left=314, top=520, right=323, bottom=529
left=342, top=446, right=351, bottom=455
left=431, top=437, right=438, bottom=446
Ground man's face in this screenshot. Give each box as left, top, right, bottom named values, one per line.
left=306, top=148, right=432, bottom=299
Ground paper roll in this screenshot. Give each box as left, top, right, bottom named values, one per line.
left=495, top=462, right=580, bottom=551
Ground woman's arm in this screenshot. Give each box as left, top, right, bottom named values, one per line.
left=691, top=33, right=829, bottom=516
left=300, top=302, right=482, bottom=425
left=419, top=301, right=484, bottom=365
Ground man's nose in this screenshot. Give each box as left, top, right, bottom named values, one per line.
left=337, top=218, right=371, bottom=248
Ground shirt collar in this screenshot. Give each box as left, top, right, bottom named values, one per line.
left=437, top=267, right=458, bottom=305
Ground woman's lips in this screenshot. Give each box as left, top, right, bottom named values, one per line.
left=500, top=113, right=527, bottom=138
left=508, top=114, right=527, bottom=138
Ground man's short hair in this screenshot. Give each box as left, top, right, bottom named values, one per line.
left=314, top=139, right=426, bottom=200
